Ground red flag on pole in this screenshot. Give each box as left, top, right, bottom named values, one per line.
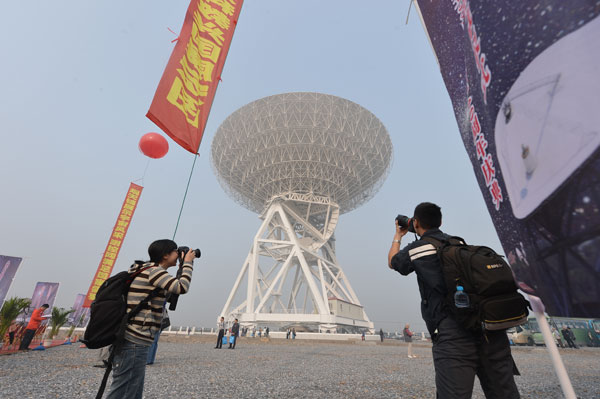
left=147, top=0, right=244, bottom=154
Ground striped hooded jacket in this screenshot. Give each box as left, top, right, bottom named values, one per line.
left=124, top=262, right=193, bottom=345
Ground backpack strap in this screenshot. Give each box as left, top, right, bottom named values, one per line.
left=127, top=264, right=153, bottom=283
left=422, top=236, right=443, bottom=249
left=422, top=235, right=466, bottom=249
left=450, top=236, right=467, bottom=245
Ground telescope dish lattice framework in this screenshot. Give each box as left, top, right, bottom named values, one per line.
left=211, top=92, right=392, bottom=333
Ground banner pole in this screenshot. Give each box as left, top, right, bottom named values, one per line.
left=529, top=296, right=576, bottom=399
left=405, top=0, right=413, bottom=25
left=412, top=1, right=440, bottom=68
left=173, top=153, right=199, bottom=240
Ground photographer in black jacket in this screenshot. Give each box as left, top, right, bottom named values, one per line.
left=387, top=202, right=520, bottom=399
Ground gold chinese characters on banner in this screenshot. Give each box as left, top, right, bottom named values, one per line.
left=147, top=0, right=244, bottom=154
left=83, top=183, right=143, bottom=307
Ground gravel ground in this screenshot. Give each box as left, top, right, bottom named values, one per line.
left=0, top=337, right=598, bottom=398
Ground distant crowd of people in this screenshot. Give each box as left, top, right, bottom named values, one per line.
left=214, top=318, right=298, bottom=348
left=552, top=326, right=579, bottom=349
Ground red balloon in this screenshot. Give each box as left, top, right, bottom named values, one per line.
left=139, top=133, right=169, bottom=159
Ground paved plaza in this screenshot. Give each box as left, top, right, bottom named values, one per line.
left=0, top=336, right=598, bottom=398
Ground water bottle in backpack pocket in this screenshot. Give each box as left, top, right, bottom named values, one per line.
left=454, top=285, right=470, bottom=308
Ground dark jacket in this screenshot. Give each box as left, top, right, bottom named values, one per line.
left=231, top=322, right=240, bottom=337
left=403, top=327, right=413, bottom=343
left=391, top=228, right=451, bottom=335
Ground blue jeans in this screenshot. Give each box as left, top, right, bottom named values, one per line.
left=106, top=341, right=150, bottom=399
left=147, top=331, right=161, bottom=364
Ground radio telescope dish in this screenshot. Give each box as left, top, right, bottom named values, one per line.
left=211, top=92, right=392, bottom=214
left=211, top=92, right=392, bottom=333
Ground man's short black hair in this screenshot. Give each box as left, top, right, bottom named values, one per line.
left=148, top=239, right=178, bottom=264
left=413, top=202, right=442, bottom=229
left=41, top=304, right=49, bottom=308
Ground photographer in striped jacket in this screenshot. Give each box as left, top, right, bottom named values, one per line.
left=107, top=239, right=196, bottom=399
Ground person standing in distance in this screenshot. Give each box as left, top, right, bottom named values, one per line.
left=229, top=318, right=240, bottom=349
left=215, top=317, right=225, bottom=349
left=106, top=240, right=196, bottom=399
left=388, top=202, right=520, bottom=399
left=18, top=304, right=49, bottom=350
left=8, top=320, right=19, bottom=347
left=403, top=324, right=415, bottom=358
left=561, top=326, right=577, bottom=348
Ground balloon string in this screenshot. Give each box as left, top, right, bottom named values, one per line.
left=132, top=158, right=152, bottom=185
left=142, top=158, right=151, bottom=185
left=173, top=153, right=199, bottom=240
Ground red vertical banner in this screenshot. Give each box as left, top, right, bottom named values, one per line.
left=147, top=0, right=244, bottom=154
left=83, top=183, right=143, bottom=307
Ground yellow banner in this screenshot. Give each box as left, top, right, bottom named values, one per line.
left=83, top=183, right=143, bottom=307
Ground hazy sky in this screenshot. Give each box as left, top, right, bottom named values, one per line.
left=0, top=1, right=505, bottom=333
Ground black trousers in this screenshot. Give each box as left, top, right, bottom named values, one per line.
left=230, top=335, right=237, bottom=349
left=216, top=329, right=224, bottom=348
left=564, top=337, right=577, bottom=348
left=18, top=329, right=36, bottom=350
left=432, top=317, right=520, bottom=399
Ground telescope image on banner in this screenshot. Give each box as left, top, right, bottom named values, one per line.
left=0, top=255, right=23, bottom=306
left=147, top=0, right=244, bottom=154
left=68, top=294, right=90, bottom=328
left=415, top=1, right=600, bottom=317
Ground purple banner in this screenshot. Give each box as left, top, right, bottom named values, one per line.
left=0, top=255, right=23, bottom=306
left=68, top=294, right=90, bottom=327
left=415, top=0, right=600, bottom=317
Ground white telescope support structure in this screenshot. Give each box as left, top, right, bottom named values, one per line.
left=220, top=193, right=374, bottom=332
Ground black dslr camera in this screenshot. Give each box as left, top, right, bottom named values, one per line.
left=395, top=214, right=415, bottom=233
left=177, top=246, right=201, bottom=259
left=168, top=246, right=201, bottom=311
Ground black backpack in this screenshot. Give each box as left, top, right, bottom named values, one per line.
left=423, top=236, right=529, bottom=332
left=82, top=262, right=158, bottom=349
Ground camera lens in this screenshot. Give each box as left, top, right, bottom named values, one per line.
left=178, top=246, right=201, bottom=258
left=396, top=215, right=409, bottom=228
left=395, top=215, right=415, bottom=233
